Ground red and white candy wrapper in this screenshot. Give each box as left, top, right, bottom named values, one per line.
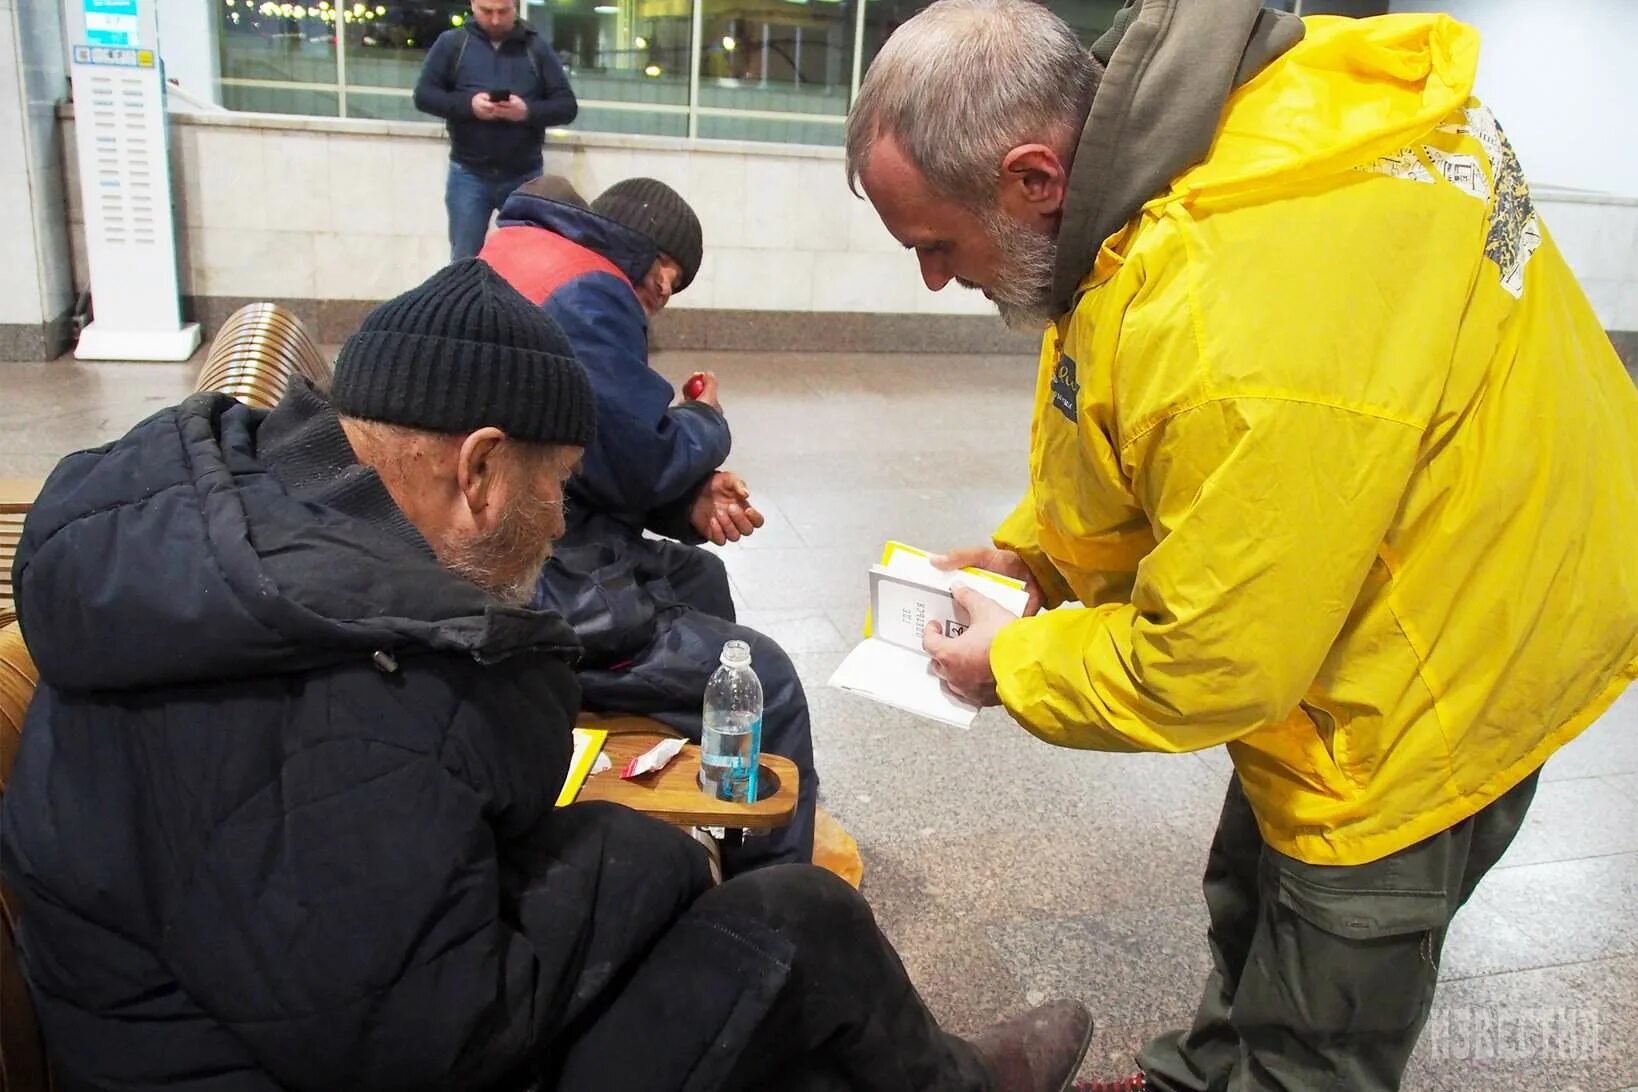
left=622, top=736, right=686, bottom=779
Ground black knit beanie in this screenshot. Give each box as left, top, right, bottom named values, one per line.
left=591, top=178, right=704, bottom=291
left=332, top=259, right=596, bottom=447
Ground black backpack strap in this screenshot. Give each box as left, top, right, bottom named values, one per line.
left=448, top=30, right=469, bottom=87
left=524, top=33, right=545, bottom=85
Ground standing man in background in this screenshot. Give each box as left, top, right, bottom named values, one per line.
left=414, top=0, right=577, bottom=260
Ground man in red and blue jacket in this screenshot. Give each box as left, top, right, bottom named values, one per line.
left=480, top=177, right=818, bottom=873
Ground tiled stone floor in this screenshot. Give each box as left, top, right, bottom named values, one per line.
left=2, top=349, right=1635, bottom=1090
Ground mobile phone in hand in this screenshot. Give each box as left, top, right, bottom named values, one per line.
left=487, top=89, right=509, bottom=102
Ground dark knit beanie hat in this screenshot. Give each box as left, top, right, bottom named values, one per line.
left=591, top=178, right=704, bottom=291
left=516, top=172, right=589, bottom=210
left=332, top=259, right=596, bottom=447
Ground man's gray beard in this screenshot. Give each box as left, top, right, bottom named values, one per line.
left=979, top=208, right=1059, bottom=330
left=439, top=494, right=561, bottom=608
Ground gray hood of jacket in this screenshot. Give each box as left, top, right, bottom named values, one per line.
left=1051, top=0, right=1307, bottom=316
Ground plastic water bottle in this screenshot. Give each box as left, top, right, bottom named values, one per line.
left=699, top=640, right=763, bottom=803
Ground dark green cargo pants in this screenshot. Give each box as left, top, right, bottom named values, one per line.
left=1139, top=769, right=1540, bottom=1092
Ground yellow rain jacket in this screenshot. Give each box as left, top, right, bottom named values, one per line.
left=990, top=13, right=1638, bottom=866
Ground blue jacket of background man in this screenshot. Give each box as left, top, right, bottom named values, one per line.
left=479, top=192, right=732, bottom=663
left=413, top=21, right=577, bottom=178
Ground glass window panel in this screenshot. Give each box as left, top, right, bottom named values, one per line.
left=698, top=112, right=842, bottom=146
left=344, top=88, right=422, bottom=120
left=551, top=0, right=693, bottom=116
left=860, top=0, right=1126, bottom=73
left=340, top=0, right=464, bottom=92
left=576, top=103, right=690, bottom=137
left=572, top=71, right=689, bottom=106
left=217, top=0, right=339, bottom=88
left=699, top=0, right=855, bottom=118
left=1035, top=0, right=1128, bottom=46
left=221, top=82, right=341, bottom=116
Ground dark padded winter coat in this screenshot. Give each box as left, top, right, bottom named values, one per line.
left=0, top=385, right=792, bottom=1090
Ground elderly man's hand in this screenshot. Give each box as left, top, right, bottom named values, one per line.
left=922, top=584, right=1014, bottom=707
left=684, top=371, right=722, bottom=414
left=691, top=471, right=764, bottom=546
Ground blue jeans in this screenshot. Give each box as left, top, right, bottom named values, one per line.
left=445, top=160, right=542, bottom=261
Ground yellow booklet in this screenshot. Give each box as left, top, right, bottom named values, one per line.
left=831, top=541, right=1029, bottom=728
left=862, top=540, right=1027, bottom=639
left=555, top=727, right=608, bottom=807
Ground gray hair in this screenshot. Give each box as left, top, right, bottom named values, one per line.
left=845, top=0, right=1100, bottom=207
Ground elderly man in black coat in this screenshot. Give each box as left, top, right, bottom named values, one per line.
left=0, top=260, right=1090, bottom=1092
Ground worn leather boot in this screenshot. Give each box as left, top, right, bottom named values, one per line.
left=969, top=1000, right=1094, bottom=1092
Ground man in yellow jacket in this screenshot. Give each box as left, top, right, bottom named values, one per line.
left=847, top=1, right=1638, bottom=1089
